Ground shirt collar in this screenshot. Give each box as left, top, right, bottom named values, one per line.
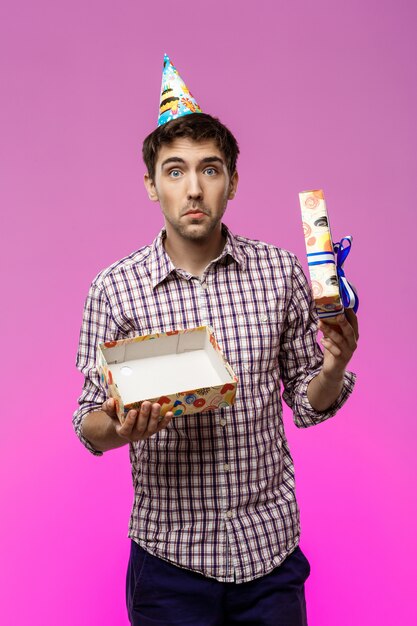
left=220, top=223, right=246, bottom=269
left=148, top=223, right=246, bottom=289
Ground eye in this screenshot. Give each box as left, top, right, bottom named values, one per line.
left=204, top=167, right=217, bottom=176
left=314, top=217, right=328, bottom=227
left=168, top=169, right=182, bottom=178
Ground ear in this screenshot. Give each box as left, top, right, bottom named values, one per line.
left=144, top=173, right=159, bottom=202
left=228, top=170, right=239, bottom=200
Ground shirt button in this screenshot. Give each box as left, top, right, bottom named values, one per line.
left=223, top=463, right=230, bottom=471
left=225, top=510, right=233, bottom=519
left=260, top=314, right=268, bottom=322
left=220, top=418, right=226, bottom=427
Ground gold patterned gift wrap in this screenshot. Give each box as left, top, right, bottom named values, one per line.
left=97, top=325, right=238, bottom=423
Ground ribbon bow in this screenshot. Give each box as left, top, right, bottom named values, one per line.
left=333, top=236, right=359, bottom=313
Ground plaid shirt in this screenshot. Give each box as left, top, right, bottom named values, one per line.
left=73, top=224, right=355, bottom=583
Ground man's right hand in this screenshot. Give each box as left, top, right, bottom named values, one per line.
left=82, top=398, right=174, bottom=452
left=102, top=398, right=174, bottom=443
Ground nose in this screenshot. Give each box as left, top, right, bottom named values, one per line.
left=187, top=173, right=203, bottom=201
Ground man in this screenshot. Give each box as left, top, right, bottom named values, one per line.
left=73, top=56, right=358, bottom=626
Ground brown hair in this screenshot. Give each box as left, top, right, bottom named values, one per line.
left=142, top=113, right=240, bottom=180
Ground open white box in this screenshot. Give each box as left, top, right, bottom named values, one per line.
left=97, top=326, right=238, bottom=422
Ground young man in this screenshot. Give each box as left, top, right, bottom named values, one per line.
left=73, top=57, right=358, bottom=626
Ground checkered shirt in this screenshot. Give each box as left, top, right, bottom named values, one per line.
left=73, top=224, right=356, bottom=583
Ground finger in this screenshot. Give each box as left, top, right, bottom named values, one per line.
left=132, top=401, right=153, bottom=438
left=156, top=411, right=174, bottom=431
left=319, top=321, right=345, bottom=343
left=101, top=397, right=113, bottom=411
left=344, top=308, right=359, bottom=340
left=319, top=324, right=351, bottom=357
left=117, top=409, right=138, bottom=437
left=318, top=319, right=342, bottom=336
left=102, top=397, right=117, bottom=418
left=335, top=315, right=357, bottom=351
left=145, top=403, right=163, bottom=436
left=320, top=317, right=356, bottom=352
left=320, top=337, right=343, bottom=357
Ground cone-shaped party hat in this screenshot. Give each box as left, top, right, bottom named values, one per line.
left=158, top=54, right=202, bottom=127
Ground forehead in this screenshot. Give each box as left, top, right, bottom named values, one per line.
left=156, top=137, right=224, bottom=166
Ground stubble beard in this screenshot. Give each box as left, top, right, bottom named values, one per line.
left=164, top=203, right=226, bottom=243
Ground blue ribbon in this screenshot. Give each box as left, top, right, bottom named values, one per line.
left=333, top=236, right=359, bottom=313
left=307, top=251, right=335, bottom=267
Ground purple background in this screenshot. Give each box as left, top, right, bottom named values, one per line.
left=1, top=0, right=416, bottom=624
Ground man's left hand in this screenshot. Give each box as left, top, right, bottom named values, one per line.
left=318, top=309, right=359, bottom=380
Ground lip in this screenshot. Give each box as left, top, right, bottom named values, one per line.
left=184, top=211, right=207, bottom=218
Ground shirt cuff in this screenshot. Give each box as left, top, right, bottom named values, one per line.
left=292, top=369, right=357, bottom=428
left=73, top=407, right=104, bottom=456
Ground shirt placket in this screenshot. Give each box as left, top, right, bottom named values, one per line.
left=194, top=276, right=210, bottom=326
left=194, top=273, right=235, bottom=581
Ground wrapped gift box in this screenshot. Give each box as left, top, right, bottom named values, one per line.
left=97, top=325, right=238, bottom=423
left=299, top=189, right=344, bottom=323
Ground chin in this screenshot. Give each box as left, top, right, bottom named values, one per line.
left=182, top=228, right=212, bottom=241
left=178, top=221, right=219, bottom=241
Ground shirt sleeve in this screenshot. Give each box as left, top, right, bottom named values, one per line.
left=279, top=255, right=356, bottom=428
left=72, top=281, right=121, bottom=455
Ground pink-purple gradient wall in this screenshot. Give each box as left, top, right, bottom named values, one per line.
left=1, top=0, right=416, bottom=624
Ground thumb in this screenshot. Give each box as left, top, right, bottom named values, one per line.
left=103, top=397, right=117, bottom=417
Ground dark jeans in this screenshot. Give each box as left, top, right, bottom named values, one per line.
left=126, top=540, right=310, bottom=625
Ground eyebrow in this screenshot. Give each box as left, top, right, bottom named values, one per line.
left=160, top=156, right=225, bottom=169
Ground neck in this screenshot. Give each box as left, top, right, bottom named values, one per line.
left=163, top=224, right=226, bottom=278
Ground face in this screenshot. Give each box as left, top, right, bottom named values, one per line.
left=144, top=137, right=238, bottom=243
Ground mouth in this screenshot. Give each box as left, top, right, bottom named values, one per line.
left=183, top=209, right=208, bottom=218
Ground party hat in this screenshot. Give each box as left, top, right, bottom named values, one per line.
left=158, top=54, right=202, bottom=127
